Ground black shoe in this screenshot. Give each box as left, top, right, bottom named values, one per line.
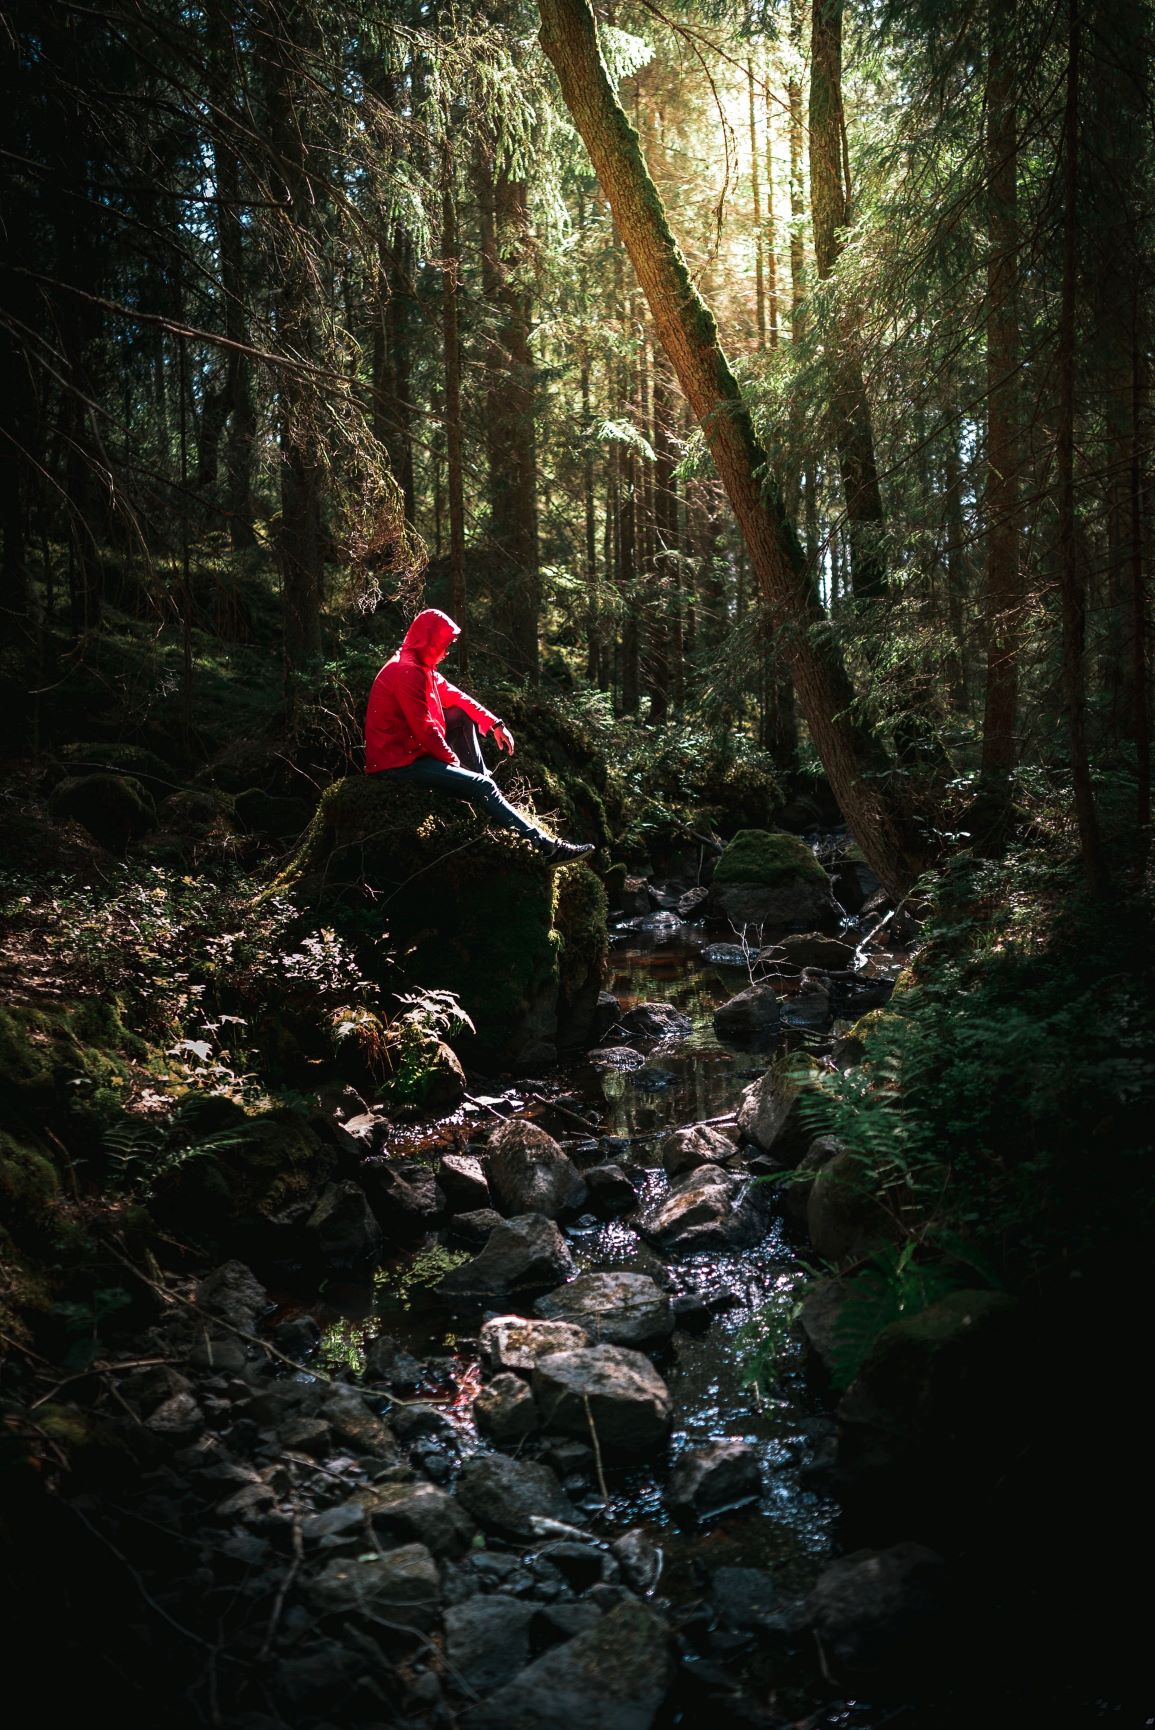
left=541, top=838, right=595, bottom=865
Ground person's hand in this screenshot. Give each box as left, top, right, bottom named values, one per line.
left=493, top=724, right=515, bottom=755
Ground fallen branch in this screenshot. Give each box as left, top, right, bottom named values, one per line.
left=528, top=1091, right=602, bottom=1136
left=582, top=1391, right=610, bottom=1505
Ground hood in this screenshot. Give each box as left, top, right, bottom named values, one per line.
left=402, top=608, right=460, bottom=667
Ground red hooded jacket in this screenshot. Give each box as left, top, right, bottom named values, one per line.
left=364, top=609, right=499, bottom=772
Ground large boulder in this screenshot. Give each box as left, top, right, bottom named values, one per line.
left=367, top=1479, right=476, bottom=1558
left=437, top=1151, right=490, bottom=1212
left=455, top=1453, right=580, bottom=1543
left=269, top=774, right=605, bottom=1069
left=712, top=982, right=782, bottom=1046
left=464, top=1599, right=673, bottom=1730
left=485, top=1118, right=587, bottom=1219
left=532, top=1344, right=671, bottom=1458
left=479, top=1314, right=593, bottom=1376
left=618, top=1002, right=693, bottom=1041
left=836, top=1290, right=1024, bottom=1530
left=781, top=1135, right=843, bottom=1232
left=639, top=1164, right=770, bottom=1254
left=706, top=829, right=839, bottom=931
left=534, top=1271, right=674, bottom=1352
left=437, top=1214, right=575, bottom=1299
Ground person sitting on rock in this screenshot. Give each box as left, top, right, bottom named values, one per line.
left=365, top=608, right=593, bottom=864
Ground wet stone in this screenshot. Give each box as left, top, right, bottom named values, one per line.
left=612, top=1528, right=664, bottom=1596
left=455, top=1453, right=581, bottom=1544
left=268, top=1314, right=321, bottom=1361
left=485, top=1118, right=588, bottom=1220
left=438, top=1214, right=575, bottom=1299
left=712, top=983, right=782, bottom=1047
left=618, top=1001, right=693, bottom=1041
left=667, top=1441, right=763, bottom=1520
left=194, top=1261, right=270, bottom=1335
left=532, top=1345, right=671, bottom=1459
left=660, top=1123, right=737, bottom=1178
left=479, top=1314, right=593, bottom=1376
left=474, top=1372, right=538, bottom=1443
left=534, top=1271, right=674, bottom=1352
left=639, top=1164, right=771, bottom=1254
left=588, top=1046, right=646, bottom=1072
left=304, top=1180, right=384, bottom=1274
left=438, top=1151, right=491, bottom=1213
left=448, top=1207, right=504, bottom=1246
left=582, top=1163, right=638, bottom=1217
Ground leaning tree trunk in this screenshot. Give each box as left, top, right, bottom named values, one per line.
left=538, top=0, right=930, bottom=895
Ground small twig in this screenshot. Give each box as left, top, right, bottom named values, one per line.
left=259, top=1514, right=303, bottom=1660
left=465, top=1092, right=510, bottom=1121
left=68, top=1500, right=229, bottom=1657
left=582, top=1391, right=610, bottom=1505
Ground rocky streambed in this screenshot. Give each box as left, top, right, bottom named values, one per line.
left=8, top=858, right=959, bottom=1730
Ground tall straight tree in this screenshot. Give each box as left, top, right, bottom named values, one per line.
left=980, top=4, right=1023, bottom=783
left=538, top=0, right=930, bottom=895
left=809, top=0, right=887, bottom=601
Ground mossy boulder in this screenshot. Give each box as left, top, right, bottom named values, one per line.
left=806, top=1148, right=900, bottom=1264
left=707, top=829, right=840, bottom=932
left=271, top=775, right=605, bottom=1069
left=50, top=772, right=157, bottom=852
left=48, top=741, right=178, bottom=797
left=0, top=998, right=144, bottom=1138
left=149, top=1107, right=338, bottom=1272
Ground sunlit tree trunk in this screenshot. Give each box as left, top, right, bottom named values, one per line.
left=539, top=0, right=930, bottom=894
left=748, top=62, right=766, bottom=351
left=809, top=0, right=886, bottom=601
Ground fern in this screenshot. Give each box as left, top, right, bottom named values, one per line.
left=828, top=1243, right=970, bottom=1391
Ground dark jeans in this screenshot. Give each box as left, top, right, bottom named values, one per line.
left=373, top=709, right=547, bottom=845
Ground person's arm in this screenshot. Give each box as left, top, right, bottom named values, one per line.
left=435, top=675, right=514, bottom=753
left=395, top=662, right=458, bottom=764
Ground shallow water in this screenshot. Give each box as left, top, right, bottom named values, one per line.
left=311, top=907, right=913, bottom=1611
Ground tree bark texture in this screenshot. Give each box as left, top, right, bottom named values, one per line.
left=980, top=19, right=1022, bottom=780
left=441, top=153, right=467, bottom=648
left=808, top=0, right=887, bottom=602
left=538, top=0, right=930, bottom=894
left=1057, top=0, right=1105, bottom=891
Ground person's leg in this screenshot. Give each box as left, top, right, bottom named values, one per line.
left=375, top=755, right=549, bottom=845
left=442, top=706, right=487, bottom=776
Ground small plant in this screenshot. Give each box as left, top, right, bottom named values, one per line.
left=735, top=1279, right=806, bottom=1402
left=825, top=1242, right=972, bottom=1391
left=383, top=988, right=475, bottom=1105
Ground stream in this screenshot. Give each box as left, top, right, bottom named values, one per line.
left=306, top=891, right=910, bottom=1707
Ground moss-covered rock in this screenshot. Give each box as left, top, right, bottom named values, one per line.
left=0, top=998, right=145, bottom=1137
left=554, top=861, right=609, bottom=1049
left=48, top=741, right=179, bottom=797
left=707, top=828, right=839, bottom=931
left=270, top=775, right=604, bottom=1069
left=50, top=772, right=157, bottom=853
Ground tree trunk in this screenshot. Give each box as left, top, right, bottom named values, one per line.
left=980, top=15, right=1022, bottom=782
left=539, top=0, right=930, bottom=894
left=1057, top=0, right=1105, bottom=892
left=206, top=0, right=256, bottom=549
left=441, top=146, right=467, bottom=650
left=479, top=140, right=540, bottom=681
left=808, top=0, right=887, bottom=601
left=262, top=3, right=324, bottom=669
left=748, top=62, right=766, bottom=351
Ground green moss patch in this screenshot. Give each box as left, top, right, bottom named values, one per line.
left=713, top=828, right=828, bottom=887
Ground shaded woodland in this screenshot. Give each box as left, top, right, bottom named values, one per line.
left=0, top=1, right=1153, bottom=1726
